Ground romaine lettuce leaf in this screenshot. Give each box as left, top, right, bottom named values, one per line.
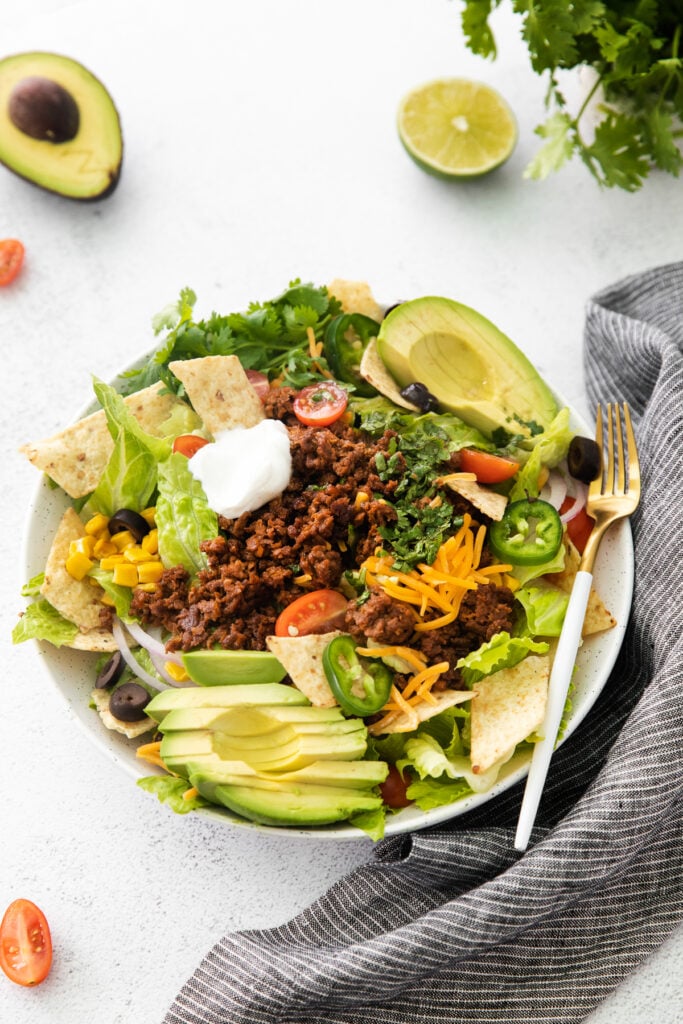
left=456, top=631, right=549, bottom=686
left=511, top=541, right=566, bottom=586
left=12, top=599, right=79, bottom=646
left=88, top=379, right=172, bottom=516
left=400, top=733, right=501, bottom=794
left=515, top=582, right=569, bottom=637
left=350, top=396, right=492, bottom=452
left=155, top=452, right=218, bottom=575
left=509, top=407, right=573, bottom=501
left=349, top=806, right=386, bottom=841
left=137, top=775, right=209, bottom=813
left=88, top=567, right=133, bottom=621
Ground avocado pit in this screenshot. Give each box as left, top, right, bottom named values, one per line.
left=9, top=75, right=80, bottom=142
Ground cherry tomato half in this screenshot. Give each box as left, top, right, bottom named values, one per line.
left=559, top=497, right=594, bottom=554
left=0, top=239, right=25, bottom=286
left=275, top=588, right=348, bottom=638
left=173, top=434, right=210, bottom=458
left=380, top=765, right=413, bottom=808
left=0, top=899, right=52, bottom=987
left=245, top=369, right=270, bottom=400
left=459, top=448, right=520, bottom=484
left=293, top=381, right=348, bottom=427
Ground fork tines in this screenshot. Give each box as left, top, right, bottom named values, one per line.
left=592, top=402, right=640, bottom=498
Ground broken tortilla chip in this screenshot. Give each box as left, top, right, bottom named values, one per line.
left=41, top=508, right=106, bottom=632
left=328, top=279, right=384, bottom=321
left=359, top=337, right=420, bottom=411
left=20, top=382, right=181, bottom=499
left=71, top=628, right=118, bottom=653
left=169, top=355, right=264, bottom=436
left=470, top=654, right=550, bottom=774
left=547, top=539, right=616, bottom=636
left=91, top=688, right=155, bottom=738
left=368, top=687, right=473, bottom=736
left=439, top=474, right=508, bottom=522
left=266, top=632, right=342, bottom=708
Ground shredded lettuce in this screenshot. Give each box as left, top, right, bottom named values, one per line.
left=515, top=582, right=570, bottom=637
left=456, top=631, right=549, bottom=686
left=349, top=806, right=386, bottom=841
left=88, top=567, right=134, bottom=621
left=12, top=599, right=79, bottom=646
left=137, top=775, right=209, bottom=813
left=511, top=541, right=566, bottom=586
left=509, top=407, right=573, bottom=501
left=351, top=395, right=492, bottom=452
left=155, top=452, right=218, bottom=575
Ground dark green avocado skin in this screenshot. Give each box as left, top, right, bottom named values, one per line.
left=0, top=51, right=123, bottom=201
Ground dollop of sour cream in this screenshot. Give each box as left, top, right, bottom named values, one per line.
left=188, top=419, right=292, bottom=519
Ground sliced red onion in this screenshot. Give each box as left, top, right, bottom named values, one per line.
left=124, top=619, right=184, bottom=666
left=112, top=617, right=169, bottom=691
left=541, top=469, right=567, bottom=511
left=560, top=480, right=588, bottom=522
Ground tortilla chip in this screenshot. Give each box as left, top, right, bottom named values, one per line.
left=71, top=629, right=118, bottom=653
left=369, top=687, right=473, bottom=736
left=40, top=508, right=106, bottom=632
left=359, top=337, right=420, bottom=411
left=439, top=474, right=508, bottom=522
left=169, top=355, right=264, bottom=436
left=20, top=382, right=181, bottom=499
left=470, top=655, right=550, bottom=774
left=91, top=688, right=155, bottom=738
left=328, top=279, right=384, bottom=321
left=266, top=632, right=342, bottom=708
left=547, top=539, right=616, bottom=636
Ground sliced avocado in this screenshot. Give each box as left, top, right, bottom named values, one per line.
left=160, top=724, right=367, bottom=776
left=157, top=704, right=343, bottom=736
left=202, top=781, right=383, bottom=826
left=0, top=51, right=122, bottom=200
left=376, top=297, right=558, bottom=436
left=144, top=682, right=308, bottom=724
left=187, top=758, right=389, bottom=792
left=181, top=649, right=286, bottom=686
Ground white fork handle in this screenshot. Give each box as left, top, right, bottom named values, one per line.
left=514, top=570, right=593, bottom=852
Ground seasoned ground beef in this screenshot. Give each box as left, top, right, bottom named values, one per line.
left=345, top=590, right=417, bottom=645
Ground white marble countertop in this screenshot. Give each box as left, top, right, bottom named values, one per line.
left=1, top=1, right=681, bottom=1021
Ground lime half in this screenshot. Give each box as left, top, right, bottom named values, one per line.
left=398, top=78, right=517, bottom=179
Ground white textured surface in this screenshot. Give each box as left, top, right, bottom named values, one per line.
left=1, top=1, right=681, bottom=1021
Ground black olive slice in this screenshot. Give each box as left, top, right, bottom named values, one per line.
left=9, top=76, right=80, bottom=142
left=108, top=508, right=150, bottom=542
left=399, top=381, right=439, bottom=413
left=567, top=436, right=602, bottom=484
left=95, top=650, right=125, bottom=689
left=109, top=682, right=151, bottom=722
left=383, top=302, right=404, bottom=318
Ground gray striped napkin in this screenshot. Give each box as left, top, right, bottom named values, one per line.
left=164, top=262, right=683, bottom=1024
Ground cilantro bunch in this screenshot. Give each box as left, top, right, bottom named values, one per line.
left=460, top=0, right=683, bottom=190
left=122, top=280, right=342, bottom=394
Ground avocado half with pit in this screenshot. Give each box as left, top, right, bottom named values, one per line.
left=0, top=51, right=122, bottom=200
left=376, top=297, right=558, bottom=436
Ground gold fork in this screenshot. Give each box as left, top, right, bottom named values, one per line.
left=514, top=402, right=641, bottom=852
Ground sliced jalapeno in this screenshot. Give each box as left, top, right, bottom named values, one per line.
left=323, top=313, right=380, bottom=397
left=488, top=498, right=563, bottom=566
left=322, top=634, right=393, bottom=716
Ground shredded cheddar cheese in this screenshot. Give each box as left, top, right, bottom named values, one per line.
left=136, top=741, right=165, bottom=769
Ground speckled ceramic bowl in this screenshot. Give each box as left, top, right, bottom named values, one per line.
left=21, top=377, right=634, bottom=840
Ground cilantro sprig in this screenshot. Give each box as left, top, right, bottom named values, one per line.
left=121, top=280, right=342, bottom=394
left=459, top=0, right=683, bottom=190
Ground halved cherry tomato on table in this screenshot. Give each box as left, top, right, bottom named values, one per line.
left=173, top=434, right=210, bottom=458
left=0, top=898, right=52, bottom=987
left=459, top=448, right=520, bottom=484
left=275, top=588, right=348, bottom=637
left=293, top=381, right=348, bottom=427
left=0, top=239, right=25, bottom=286
left=559, top=497, right=594, bottom=554
left=380, top=765, right=413, bottom=809
left=245, top=369, right=270, bottom=400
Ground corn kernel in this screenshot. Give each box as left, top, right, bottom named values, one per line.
left=111, top=529, right=135, bottom=551
left=112, top=563, right=139, bottom=587
left=165, top=661, right=189, bottom=682
left=135, top=582, right=158, bottom=593
left=354, top=491, right=369, bottom=506
left=141, top=507, right=157, bottom=527
left=66, top=552, right=94, bottom=581
left=70, top=535, right=95, bottom=558
left=84, top=513, right=109, bottom=536
left=93, top=537, right=118, bottom=559
left=100, top=593, right=117, bottom=607
left=123, top=544, right=151, bottom=564
left=141, top=529, right=159, bottom=555
left=99, top=554, right=125, bottom=570
left=137, top=561, right=164, bottom=584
